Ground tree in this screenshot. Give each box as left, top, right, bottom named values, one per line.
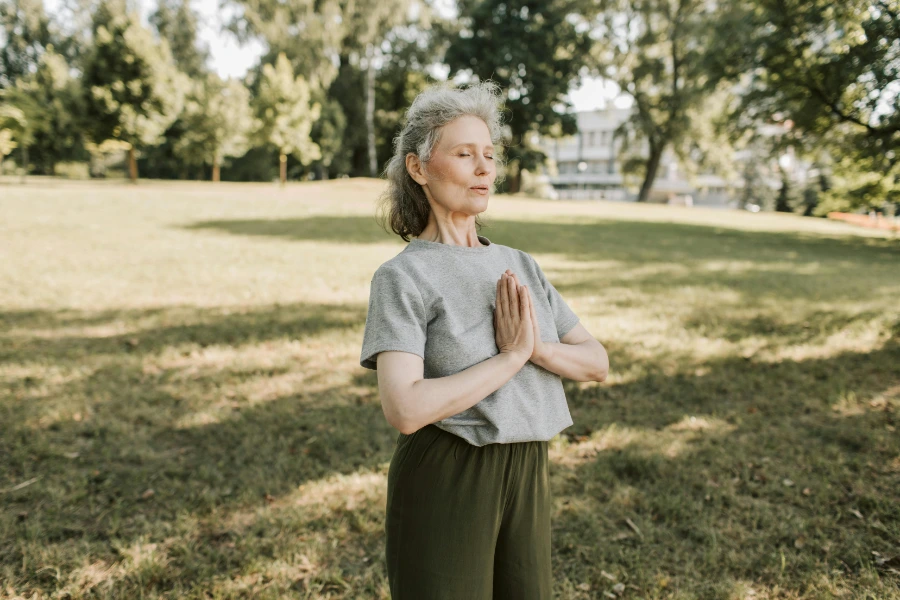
left=706, top=0, right=900, bottom=212
left=0, top=84, right=39, bottom=179
left=149, top=0, right=210, bottom=78
left=222, top=0, right=345, bottom=91
left=590, top=0, right=719, bottom=202
left=174, top=73, right=258, bottom=181
left=6, top=46, right=86, bottom=174
left=338, top=0, right=414, bottom=176
left=442, top=0, right=597, bottom=193
left=254, top=52, right=321, bottom=186
left=0, top=0, right=55, bottom=89
left=0, top=101, right=26, bottom=170
left=81, top=0, right=185, bottom=182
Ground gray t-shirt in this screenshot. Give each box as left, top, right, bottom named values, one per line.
left=359, top=234, right=580, bottom=446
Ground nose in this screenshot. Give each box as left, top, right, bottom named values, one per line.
left=475, top=154, right=491, bottom=176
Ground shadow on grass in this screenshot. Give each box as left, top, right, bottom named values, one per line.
left=183, top=215, right=900, bottom=308
left=182, top=214, right=900, bottom=260
left=1, top=299, right=898, bottom=597
left=0, top=302, right=361, bottom=364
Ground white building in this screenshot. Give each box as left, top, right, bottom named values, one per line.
left=536, top=106, right=737, bottom=208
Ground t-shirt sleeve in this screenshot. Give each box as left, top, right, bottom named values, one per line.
left=529, top=254, right=580, bottom=339
left=359, top=265, right=428, bottom=370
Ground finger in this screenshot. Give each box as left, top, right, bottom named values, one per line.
left=498, top=275, right=509, bottom=320
left=520, top=285, right=530, bottom=321
left=507, top=275, right=520, bottom=318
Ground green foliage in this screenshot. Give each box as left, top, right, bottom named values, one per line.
left=592, top=0, right=721, bottom=201
left=5, top=46, right=87, bottom=173
left=254, top=52, right=321, bottom=165
left=442, top=0, right=595, bottom=189
left=175, top=73, right=258, bottom=169
left=81, top=0, right=185, bottom=149
left=708, top=0, right=900, bottom=211
left=223, top=0, right=346, bottom=90
left=0, top=0, right=56, bottom=88
left=148, top=0, right=210, bottom=79
left=0, top=101, right=25, bottom=155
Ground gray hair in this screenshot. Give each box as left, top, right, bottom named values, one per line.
left=376, top=80, right=508, bottom=242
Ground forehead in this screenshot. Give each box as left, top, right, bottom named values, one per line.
left=440, top=115, right=493, bottom=146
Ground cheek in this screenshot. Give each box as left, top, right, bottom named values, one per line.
left=430, top=158, right=468, bottom=186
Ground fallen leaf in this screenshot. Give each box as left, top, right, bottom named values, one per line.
left=600, top=570, right=616, bottom=581
left=783, top=478, right=794, bottom=487
left=849, top=508, right=864, bottom=520
left=612, top=582, right=625, bottom=594
left=141, top=489, right=154, bottom=499
left=577, top=582, right=591, bottom=591
left=802, top=487, right=811, bottom=496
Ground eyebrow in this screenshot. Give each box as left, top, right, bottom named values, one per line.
left=450, top=143, right=495, bottom=151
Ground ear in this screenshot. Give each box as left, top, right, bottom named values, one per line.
left=405, top=153, right=428, bottom=186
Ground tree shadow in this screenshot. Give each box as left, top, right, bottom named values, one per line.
left=1, top=297, right=896, bottom=596
left=181, top=215, right=899, bottom=309
left=552, top=335, right=900, bottom=598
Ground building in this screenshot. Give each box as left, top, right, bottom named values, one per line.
left=536, top=106, right=737, bottom=208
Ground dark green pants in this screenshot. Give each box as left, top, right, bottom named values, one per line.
left=385, top=424, right=552, bottom=599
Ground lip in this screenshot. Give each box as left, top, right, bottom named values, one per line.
left=470, top=187, right=489, bottom=195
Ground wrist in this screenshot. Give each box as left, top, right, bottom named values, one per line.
left=499, top=348, right=530, bottom=367
left=532, top=342, right=555, bottom=368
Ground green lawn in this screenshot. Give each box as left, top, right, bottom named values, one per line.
left=1, top=178, right=898, bottom=599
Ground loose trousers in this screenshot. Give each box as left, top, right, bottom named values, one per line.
left=385, top=424, right=552, bottom=599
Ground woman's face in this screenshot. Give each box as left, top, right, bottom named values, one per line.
left=408, top=115, right=497, bottom=215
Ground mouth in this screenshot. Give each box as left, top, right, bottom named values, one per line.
left=470, top=186, right=489, bottom=191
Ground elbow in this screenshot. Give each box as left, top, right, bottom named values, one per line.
left=591, top=345, right=609, bottom=382
left=382, top=392, right=421, bottom=435
left=390, top=411, right=420, bottom=435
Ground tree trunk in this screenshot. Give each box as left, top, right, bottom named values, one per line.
left=365, top=43, right=377, bottom=178
left=128, top=146, right=138, bottom=183
left=19, top=143, right=28, bottom=183
left=775, top=171, right=791, bottom=213
left=508, top=164, right=522, bottom=194
left=279, top=152, right=287, bottom=187
left=638, top=142, right=664, bottom=202
left=212, top=162, right=220, bottom=182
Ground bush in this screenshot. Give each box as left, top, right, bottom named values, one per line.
left=54, top=161, right=91, bottom=180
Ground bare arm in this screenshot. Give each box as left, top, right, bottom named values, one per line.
left=530, top=322, right=609, bottom=383
left=377, top=350, right=528, bottom=435
left=504, top=269, right=608, bottom=383
left=376, top=271, right=535, bottom=435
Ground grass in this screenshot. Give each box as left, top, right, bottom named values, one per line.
left=0, top=177, right=898, bottom=599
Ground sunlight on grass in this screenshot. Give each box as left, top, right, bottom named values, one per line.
left=550, top=417, right=736, bottom=467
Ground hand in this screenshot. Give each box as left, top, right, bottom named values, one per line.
left=504, top=270, right=548, bottom=363
left=493, top=270, right=534, bottom=361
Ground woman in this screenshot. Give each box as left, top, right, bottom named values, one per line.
left=360, top=81, right=609, bottom=599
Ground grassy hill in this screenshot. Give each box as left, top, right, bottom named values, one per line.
left=1, top=178, right=898, bottom=599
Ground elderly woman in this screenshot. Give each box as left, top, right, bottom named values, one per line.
left=360, top=81, right=609, bottom=599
